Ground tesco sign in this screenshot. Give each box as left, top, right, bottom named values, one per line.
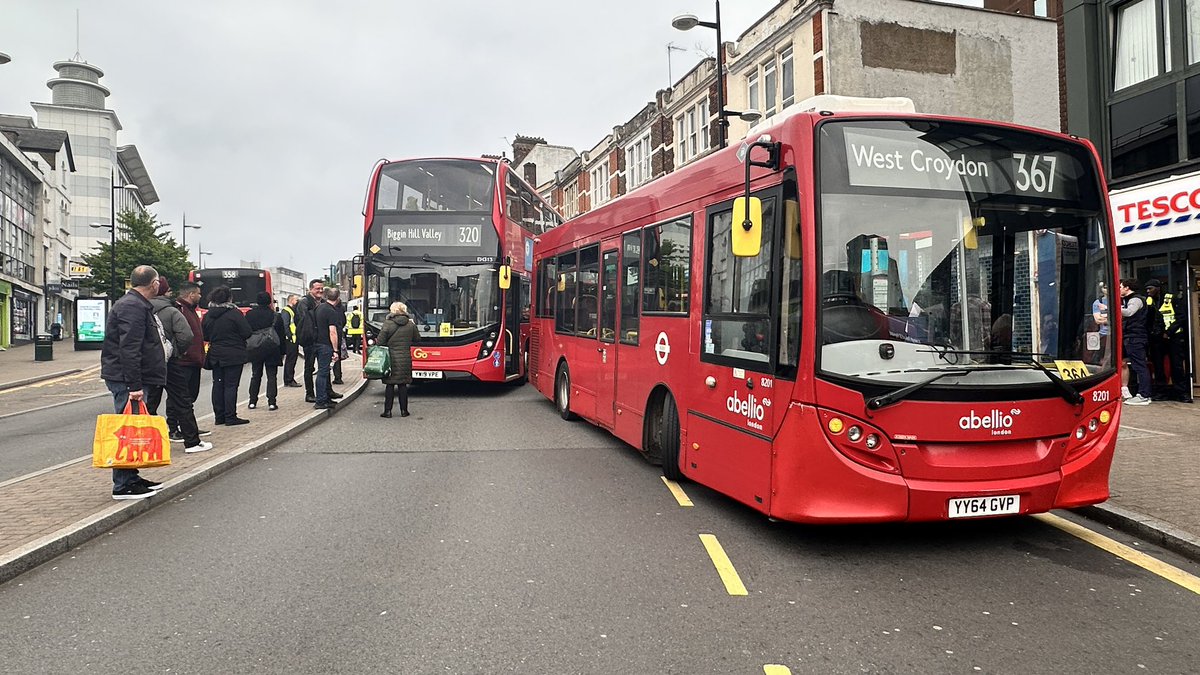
left=1111, top=173, right=1200, bottom=247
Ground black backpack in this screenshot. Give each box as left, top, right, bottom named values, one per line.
left=296, top=298, right=318, bottom=347
left=350, top=312, right=361, bottom=330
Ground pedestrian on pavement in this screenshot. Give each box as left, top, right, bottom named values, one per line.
left=281, top=294, right=302, bottom=387
left=345, top=305, right=365, bottom=354
left=298, top=279, right=341, bottom=403
left=99, top=264, right=168, bottom=500
left=331, top=293, right=348, bottom=385
left=1120, top=278, right=1152, bottom=405
left=377, top=301, right=419, bottom=418
left=171, top=282, right=212, bottom=449
left=246, top=291, right=287, bottom=411
left=151, top=278, right=212, bottom=455
left=1144, top=279, right=1170, bottom=393
left=202, top=285, right=252, bottom=425
left=1166, top=283, right=1193, bottom=403
left=312, top=287, right=344, bottom=410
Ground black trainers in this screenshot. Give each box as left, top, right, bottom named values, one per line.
left=284, top=382, right=303, bottom=388
left=333, top=379, right=345, bottom=385
left=313, top=402, right=336, bottom=410
left=226, top=417, right=250, bottom=426
left=328, top=391, right=344, bottom=400
left=137, top=477, right=165, bottom=491
left=113, top=483, right=155, bottom=500
left=169, top=431, right=183, bottom=443
left=198, top=429, right=213, bottom=437
left=305, top=395, right=317, bottom=403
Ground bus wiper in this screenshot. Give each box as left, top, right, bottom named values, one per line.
left=421, top=253, right=449, bottom=265
left=866, top=370, right=970, bottom=410
left=910, top=348, right=1084, bottom=406
left=1027, top=360, right=1084, bottom=406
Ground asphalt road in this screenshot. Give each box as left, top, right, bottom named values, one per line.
left=1, top=369, right=224, bottom=482
left=1, top=382, right=1198, bottom=674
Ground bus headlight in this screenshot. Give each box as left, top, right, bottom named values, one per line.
left=1075, top=426, right=1086, bottom=440
left=1088, top=418, right=1099, bottom=432
left=864, top=434, right=880, bottom=450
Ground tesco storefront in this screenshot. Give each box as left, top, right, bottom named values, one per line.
left=1110, top=173, right=1200, bottom=386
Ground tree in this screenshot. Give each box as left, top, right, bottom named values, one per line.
left=81, top=210, right=193, bottom=301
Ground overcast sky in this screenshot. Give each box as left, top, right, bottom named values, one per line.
left=0, top=0, right=779, bottom=281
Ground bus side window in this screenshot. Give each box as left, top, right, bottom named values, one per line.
left=642, top=216, right=691, bottom=314
left=520, top=276, right=531, bottom=322
left=703, top=196, right=777, bottom=368
left=555, top=251, right=577, bottom=334
left=577, top=246, right=600, bottom=338
left=537, top=259, right=556, bottom=318
left=621, top=231, right=641, bottom=344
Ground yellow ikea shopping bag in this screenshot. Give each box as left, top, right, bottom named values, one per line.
left=92, top=400, right=172, bottom=469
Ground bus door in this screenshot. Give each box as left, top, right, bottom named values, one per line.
left=595, top=246, right=620, bottom=426
left=684, top=194, right=783, bottom=510
left=503, top=274, right=524, bottom=377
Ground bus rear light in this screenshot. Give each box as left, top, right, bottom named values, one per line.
left=818, top=410, right=900, bottom=475
left=864, top=434, right=880, bottom=450
left=1075, top=427, right=1086, bottom=440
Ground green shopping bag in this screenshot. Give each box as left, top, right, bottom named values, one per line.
left=364, top=345, right=391, bottom=379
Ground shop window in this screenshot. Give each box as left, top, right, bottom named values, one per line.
left=1110, top=84, right=1177, bottom=178
left=1187, top=75, right=1200, bottom=159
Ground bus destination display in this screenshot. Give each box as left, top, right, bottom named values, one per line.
left=836, top=124, right=1089, bottom=203
left=384, top=223, right=484, bottom=247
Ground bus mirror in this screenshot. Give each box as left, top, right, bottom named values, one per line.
left=962, top=216, right=982, bottom=250
left=732, top=197, right=763, bottom=257
left=499, top=265, right=512, bottom=290
left=352, top=274, right=364, bottom=298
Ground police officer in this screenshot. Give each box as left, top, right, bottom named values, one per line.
left=1165, top=283, right=1193, bottom=403
left=345, top=305, right=364, bottom=353
left=1144, top=279, right=1170, bottom=394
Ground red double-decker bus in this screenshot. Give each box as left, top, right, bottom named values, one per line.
left=189, top=267, right=273, bottom=314
left=531, top=103, right=1120, bottom=523
left=361, top=157, right=561, bottom=382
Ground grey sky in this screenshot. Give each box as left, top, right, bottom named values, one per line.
left=1, top=0, right=776, bottom=280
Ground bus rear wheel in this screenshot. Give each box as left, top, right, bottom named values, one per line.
left=555, top=363, right=576, bottom=421
left=659, top=395, right=683, bottom=481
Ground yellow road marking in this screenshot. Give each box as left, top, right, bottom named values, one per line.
left=661, top=477, right=693, bottom=507
left=0, top=365, right=100, bottom=395
left=763, top=666, right=792, bottom=675
left=1034, top=513, right=1200, bottom=595
left=699, top=533, right=748, bottom=596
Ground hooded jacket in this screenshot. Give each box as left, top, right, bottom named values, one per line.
left=376, top=312, right=419, bottom=385
left=201, top=303, right=252, bottom=367
left=149, top=296, right=194, bottom=361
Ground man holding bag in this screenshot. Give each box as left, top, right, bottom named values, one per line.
left=100, top=265, right=169, bottom=500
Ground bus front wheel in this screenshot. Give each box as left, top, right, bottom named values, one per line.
left=659, top=396, right=683, bottom=481
left=555, top=364, right=576, bottom=421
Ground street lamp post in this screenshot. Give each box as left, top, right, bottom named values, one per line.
left=672, top=0, right=761, bottom=149
left=92, top=173, right=139, bottom=299
left=198, top=248, right=212, bottom=269
left=181, top=214, right=201, bottom=267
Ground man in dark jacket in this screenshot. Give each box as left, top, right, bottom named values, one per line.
left=156, top=278, right=212, bottom=451
left=313, top=287, right=344, bottom=410
left=100, top=265, right=168, bottom=500
left=298, top=279, right=342, bottom=403
left=1120, top=278, right=1152, bottom=405
left=173, top=283, right=211, bottom=443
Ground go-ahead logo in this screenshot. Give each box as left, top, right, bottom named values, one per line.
left=413, top=348, right=429, bottom=360
left=958, top=408, right=1020, bottom=436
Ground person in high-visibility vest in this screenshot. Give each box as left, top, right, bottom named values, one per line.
left=280, top=295, right=302, bottom=387
left=345, top=307, right=365, bottom=353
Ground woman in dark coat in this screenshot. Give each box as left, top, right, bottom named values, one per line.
left=377, top=301, right=420, bottom=418
left=201, top=285, right=252, bottom=425
left=246, top=291, right=287, bottom=411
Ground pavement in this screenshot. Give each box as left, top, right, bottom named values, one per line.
left=0, top=339, right=1197, bottom=583
left=0, top=344, right=365, bottom=584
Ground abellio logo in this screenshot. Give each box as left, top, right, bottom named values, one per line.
left=958, top=408, right=1019, bottom=436
left=727, top=391, right=765, bottom=425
